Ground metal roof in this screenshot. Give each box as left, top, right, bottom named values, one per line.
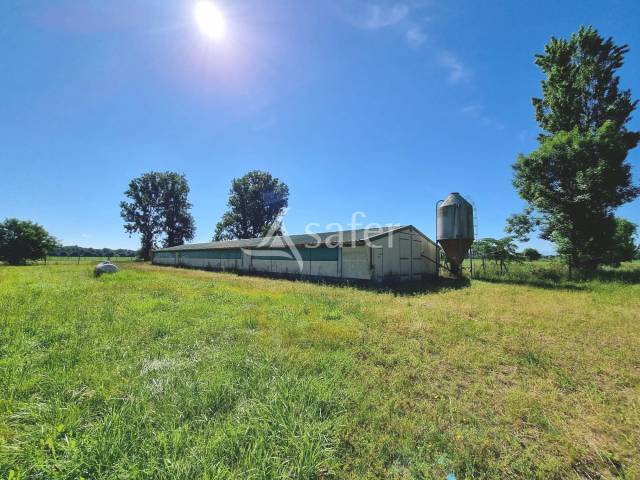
left=154, top=225, right=419, bottom=252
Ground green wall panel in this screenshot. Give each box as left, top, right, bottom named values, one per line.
left=154, top=252, right=175, bottom=260
left=179, top=249, right=241, bottom=260
left=249, top=246, right=338, bottom=261
left=158, top=246, right=337, bottom=262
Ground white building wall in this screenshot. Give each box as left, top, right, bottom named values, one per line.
left=249, top=259, right=271, bottom=273
left=341, top=245, right=371, bottom=280
left=222, top=259, right=240, bottom=270
left=371, top=232, right=398, bottom=278
left=242, top=251, right=341, bottom=278
left=370, top=227, right=437, bottom=282
left=174, top=255, right=241, bottom=270
left=207, top=258, right=222, bottom=269
left=311, top=261, right=339, bottom=277
left=272, top=259, right=306, bottom=275
left=422, top=235, right=438, bottom=275
left=180, top=257, right=202, bottom=268
left=153, top=255, right=176, bottom=266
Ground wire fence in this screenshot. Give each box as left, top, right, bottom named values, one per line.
left=37, top=256, right=139, bottom=265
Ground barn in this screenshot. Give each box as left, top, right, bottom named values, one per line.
left=152, top=225, right=438, bottom=283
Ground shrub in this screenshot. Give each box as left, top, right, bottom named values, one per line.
left=0, top=218, right=59, bottom=265
left=522, top=248, right=542, bottom=261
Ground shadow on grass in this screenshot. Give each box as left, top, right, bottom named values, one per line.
left=351, top=276, right=471, bottom=296
left=472, top=275, right=587, bottom=291
left=235, top=269, right=472, bottom=296
left=591, top=267, right=640, bottom=284
left=157, top=263, right=471, bottom=296
left=154, top=261, right=640, bottom=295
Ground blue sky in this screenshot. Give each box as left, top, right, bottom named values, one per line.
left=1, top=0, right=639, bottom=253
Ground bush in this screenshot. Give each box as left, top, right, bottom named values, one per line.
left=0, top=218, right=59, bottom=265
left=522, top=248, right=542, bottom=261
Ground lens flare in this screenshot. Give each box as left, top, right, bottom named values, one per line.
left=194, top=1, right=225, bottom=40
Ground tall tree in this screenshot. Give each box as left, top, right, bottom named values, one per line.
left=0, top=218, right=59, bottom=265
left=120, top=171, right=195, bottom=260
left=160, top=173, right=196, bottom=248
left=605, top=217, right=638, bottom=266
left=214, top=170, right=289, bottom=241
left=507, top=26, right=639, bottom=271
left=522, top=248, right=542, bottom=261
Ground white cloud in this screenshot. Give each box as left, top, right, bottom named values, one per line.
left=361, top=4, right=409, bottom=29
left=347, top=3, right=431, bottom=48
left=253, top=114, right=277, bottom=132
left=460, top=105, right=481, bottom=115
left=405, top=25, right=427, bottom=47
left=440, top=51, right=471, bottom=84
left=461, top=104, right=504, bottom=130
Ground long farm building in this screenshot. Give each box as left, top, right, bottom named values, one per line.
left=152, top=225, right=438, bottom=283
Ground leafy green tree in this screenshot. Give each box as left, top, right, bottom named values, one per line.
left=507, top=26, right=639, bottom=272
left=474, top=237, right=522, bottom=273
left=214, top=170, right=289, bottom=241
left=470, top=239, right=492, bottom=259
left=522, top=247, right=542, bottom=261
left=0, top=218, right=59, bottom=265
left=604, top=217, right=638, bottom=266
left=159, top=173, right=196, bottom=248
left=121, top=173, right=165, bottom=260
left=120, top=171, right=195, bottom=260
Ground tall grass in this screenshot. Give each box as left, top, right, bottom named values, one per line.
left=467, top=258, right=640, bottom=287
left=1, top=262, right=639, bottom=478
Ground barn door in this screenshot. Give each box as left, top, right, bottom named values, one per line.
left=373, top=246, right=384, bottom=282
left=399, top=233, right=411, bottom=281
left=411, top=234, right=423, bottom=280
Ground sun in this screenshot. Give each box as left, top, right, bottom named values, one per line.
left=194, top=1, right=225, bottom=40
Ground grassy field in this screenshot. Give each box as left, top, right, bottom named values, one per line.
left=1, top=262, right=639, bottom=479
left=461, top=256, right=640, bottom=286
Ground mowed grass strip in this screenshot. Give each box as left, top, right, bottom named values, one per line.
left=0, top=263, right=639, bottom=479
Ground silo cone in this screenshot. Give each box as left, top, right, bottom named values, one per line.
left=436, top=193, right=474, bottom=275
left=438, top=238, right=473, bottom=274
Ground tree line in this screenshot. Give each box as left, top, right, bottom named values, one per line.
left=48, top=245, right=137, bottom=258
left=474, top=215, right=638, bottom=274
left=120, top=170, right=289, bottom=260
left=0, top=219, right=138, bottom=265
left=0, top=169, right=289, bottom=264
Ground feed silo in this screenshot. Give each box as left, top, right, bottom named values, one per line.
left=436, top=192, right=474, bottom=275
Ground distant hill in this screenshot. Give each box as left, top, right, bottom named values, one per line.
left=49, top=245, right=137, bottom=258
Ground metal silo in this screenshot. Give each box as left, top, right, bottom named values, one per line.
left=436, top=192, right=474, bottom=275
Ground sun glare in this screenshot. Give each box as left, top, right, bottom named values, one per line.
left=194, top=1, right=225, bottom=40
